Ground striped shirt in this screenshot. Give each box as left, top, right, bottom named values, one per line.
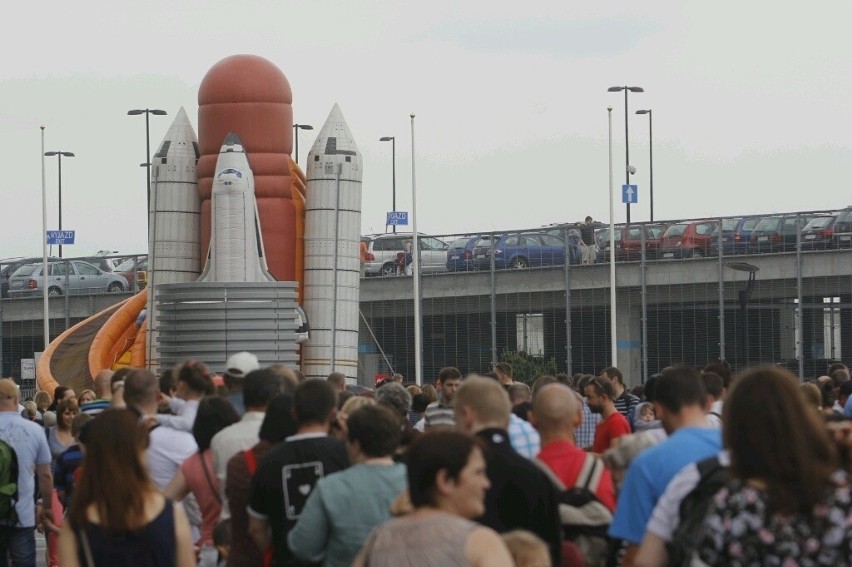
left=79, top=399, right=111, bottom=416
left=424, top=399, right=455, bottom=429
left=614, top=391, right=640, bottom=428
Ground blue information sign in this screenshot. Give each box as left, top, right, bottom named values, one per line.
left=386, top=211, right=409, bottom=226
left=621, top=185, right=638, bottom=204
left=46, top=230, right=75, bottom=245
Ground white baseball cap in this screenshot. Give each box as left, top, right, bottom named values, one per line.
left=224, top=352, right=260, bottom=379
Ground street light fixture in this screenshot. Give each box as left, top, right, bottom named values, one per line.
left=635, top=109, right=654, bottom=222
left=293, top=124, right=314, bottom=164
left=379, top=136, right=397, bottom=233
left=727, top=262, right=759, bottom=369
left=127, top=108, right=167, bottom=239
left=43, top=150, right=75, bottom=258
left=608, top=86, right=644, bottom=223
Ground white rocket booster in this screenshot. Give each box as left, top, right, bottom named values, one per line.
left=147, top=107, right=201, bottom=369
left=302, top=104, right=362, bottom=381
left=197, top=133, right=274, bottom=283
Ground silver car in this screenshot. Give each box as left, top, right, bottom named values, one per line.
left=362, top=233, right=450, bottom=276
left=8, top=260, right=129, bottom=297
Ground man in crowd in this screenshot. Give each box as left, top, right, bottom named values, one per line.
left=585, top=377, right=631, bottom=454
left=494, top=362, right=514, bottom=387
left=424, top=367, right=462, bottom=429
left=579, top=216, right=596, bottom=265
left=600, top=367, right=640, bottom=426
left=222, top=351, right=261, bottom=416
left=212, top=367, right=283, bottom=514
left=0, top=379, right=53, bottom=566
left=575, top=375, right=602, bottom=450
left=327, top=372, right=347, bottom=393
left=454, top=375, right=562, bottom=566
left=248, top=379, right=349, bottom=567
left=608, top=365, right=722, bottom=566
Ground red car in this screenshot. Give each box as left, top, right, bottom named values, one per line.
left=616, top=224, right=668, bottom=261
left=656, top=220, right=718, bottom=259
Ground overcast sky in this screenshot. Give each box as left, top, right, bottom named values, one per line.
left=2, top=1, right=850, bottom=259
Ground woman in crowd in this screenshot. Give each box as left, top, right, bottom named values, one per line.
left=164, top=396, right=240, bottom=547
left=58, top=409, right=195, bottom=566
left=353, top=431, right=513, bottom=567
left=225, top=395, right=297, bottom=567
left=35, top=390, right=52, bottom=415
left=48, top=398, right=78, bottom=461
left=288, top=405, right=408, bottom=566
left=693, top=366, right=851, bottom=564
left=77, top=389, right=96, bottom=406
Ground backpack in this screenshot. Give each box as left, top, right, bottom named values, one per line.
left=535, top=453, right=613, bottom=567
left=0, top=438, right=19, bottom=525
left=667, top=455, right=728, bottom=566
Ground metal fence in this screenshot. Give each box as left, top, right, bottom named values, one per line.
left=358, top=208, right=852, bottom=385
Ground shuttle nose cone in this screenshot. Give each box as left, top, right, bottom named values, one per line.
left=221, top=132, right=245, bottom=152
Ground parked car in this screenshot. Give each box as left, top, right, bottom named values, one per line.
left=7, top=260, right=129, bottom=297
left=709, top=216, right=761, bottom=256
left=831, top=209, right=852, bottom=248
left=656, top=220, right=718, bottom=259
left=115, top=256, right=148, bottom=289
left=446, top=236, right=481, bottom=272
left=1, top=257, right=59, bottom=298
left=362, top=233, right=449, bottom=276
left=748, top=213, right=819, bottom=253
left=616, top=224, right=668, bottom=261
left=595, top=225, right=623, bottom=262
left=471, top=232, right=574, bottom=270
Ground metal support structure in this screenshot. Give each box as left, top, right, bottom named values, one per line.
left=40, top=127, right=49, bottom=356
left=717, top=217, right=726, bottom=362
left=409, top=114, right=423, bottom=386
left=640, top=227, right=648, bottom=382
left=796, top=213, right=804, bottom=380
left=608, top=86, right=644, bottom=224
left=490, top=235, right=498, bottom=366
left=127, top=109, right=167, bottom=241
left=380, top=136, right=397, bottom=233
left=607, top=106, right=618, bottom=367
left=563, top=227, right=573, bottom=376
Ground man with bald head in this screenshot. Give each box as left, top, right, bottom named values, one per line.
left=80, top=369, right=114, bottom=416
left=531, top=383, right=617, bottom=513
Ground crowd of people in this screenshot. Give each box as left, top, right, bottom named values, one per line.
left=0, top=354, right=850, bottom=566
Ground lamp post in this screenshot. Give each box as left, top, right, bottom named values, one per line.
left=607, top=86, right=644, bottom=223
left=293, top=124, right=313, bottom=164
left=127, top=109, right=167, bottom=238
left=43, top=150, right=75, bottom=258
left=379, top=136, right=397, bottom=233
left=727, top=262, right=759, bottom=369
left=635, top=109, right=654, bottom=222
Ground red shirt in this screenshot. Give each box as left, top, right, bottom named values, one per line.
left=537, top=440, right=616, bottom=512
left=592, top=412, right=631, bottom=454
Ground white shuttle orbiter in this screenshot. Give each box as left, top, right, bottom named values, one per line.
left=197, top=133, right=274, bottom=283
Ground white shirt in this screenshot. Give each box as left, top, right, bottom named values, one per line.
left=156, top=398, right=199, bottom=433
left=147, top=423, right=198, bottom=489
left=705, top=400, right=723, bottom=428
left=210, top=411, right=264, bottom=517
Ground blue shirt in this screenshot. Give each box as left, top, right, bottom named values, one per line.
left=843, top=396, right=852, bottom=418
left=0, top=411, right=52, bottom=527
left=508, top=413, right=540, bottom=459
left=609, top=426, right=722, bottom=544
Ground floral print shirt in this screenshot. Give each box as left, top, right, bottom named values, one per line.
left=694, top=478, right=851, bottom=566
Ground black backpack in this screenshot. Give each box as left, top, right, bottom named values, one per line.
left=667, top=455, right=728, bottom=566
left=0, top=438, right=19, bottom=525
left=535, top=453, right=614, bottom=567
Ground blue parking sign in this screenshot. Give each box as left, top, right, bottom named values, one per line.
left=46, top=230, right=75, bottom=245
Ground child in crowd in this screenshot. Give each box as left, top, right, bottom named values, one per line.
left=638, top=402, right=655, bottom=424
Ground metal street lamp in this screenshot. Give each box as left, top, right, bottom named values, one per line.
left=127, top=109, right=167, bottom=239
left=608, top=86, right=644, bottom=223
left=635, top=109, right=654, bottom=222
left=43, top=151, right=75, bottom=258
left=293, top=124, right=314, bottom=164
left=727, top=262, right=759, bottom=369
left=379, top=136, right=397, bottom=233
